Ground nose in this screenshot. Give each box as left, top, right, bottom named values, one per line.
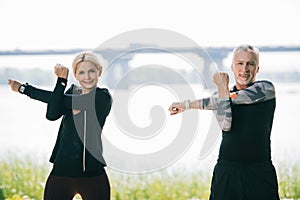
left=84, top=72, right=91, bottom=79
left=241, top=64, right=250, bottom=72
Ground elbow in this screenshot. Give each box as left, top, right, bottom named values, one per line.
left=217, top=117, right=232, bottom=132
left=46, top=112, right=60, bottom=121
left=221, top=118, right=232, bottom=132
left=217, top=120, right=232, bottom=132
left=222, top=126, right=231, bottom=132
left=46, top=103, right=63, bottom=121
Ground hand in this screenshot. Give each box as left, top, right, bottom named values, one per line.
left=168, top=102, right=185, bottom=115
left=54, top=64, right=69, bottom=79
left=213, top=72, right=230, bottom=98
left=8, top=79, right=22, bottom=92
left=213, top=72, right=229, bottom=87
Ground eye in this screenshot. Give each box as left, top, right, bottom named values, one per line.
left=248, top=62, right=256, bottom=66
left=78, top=71, right=85, bottom=75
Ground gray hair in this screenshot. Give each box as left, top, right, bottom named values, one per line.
left=232, top=44, right=260, bottom=64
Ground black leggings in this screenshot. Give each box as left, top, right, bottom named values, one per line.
left=44, top=173, right=110, bottom=200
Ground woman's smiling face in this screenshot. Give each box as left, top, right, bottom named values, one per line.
left=75, top=61, right=100, bottom=94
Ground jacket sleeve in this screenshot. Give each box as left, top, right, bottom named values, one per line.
left=213, top=98, right=232, bottom=132
left=230, top=81, right=275, bottom=104
left=46, top=78, right=68, bottom=121
left=198, top=94, right=232, bottom=132
left=94, top=89, right=113, bottom=127
left=23, top=85, right=52, bottom=103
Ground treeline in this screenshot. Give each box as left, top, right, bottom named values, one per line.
left=1, top=66, right=207, bottom=88
left=1, top=67, right=300, bottom=87
left=0, top=67, right=55, bottom=86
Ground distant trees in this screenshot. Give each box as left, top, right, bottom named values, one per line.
left=1, top=66, right=299, bottom=87
left=0, top=67, right=55, bottom=86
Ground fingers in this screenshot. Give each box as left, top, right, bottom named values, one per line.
left=55, top=63, right=68, bottom=71
left=168, top=102, right=183, bottom=115
left=213, top=72, right=227, bottom=81
left=169, top=106, right=178, bottom=115
left=213, top=72, right=229, bottom=86
left=213, top=72, right=230, bottom=98
left=8, top=79, right=13, bottom=85
left=54, top=63, right=69, bottom=79
left=7, top=79, right=21, bottom=92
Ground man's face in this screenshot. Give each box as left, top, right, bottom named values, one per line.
left=231, top=50, right=259, bottom=90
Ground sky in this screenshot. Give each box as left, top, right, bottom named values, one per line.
left=0, top=0, right=300, bottom=50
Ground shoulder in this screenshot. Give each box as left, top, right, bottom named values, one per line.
left=96, top=88, right=113, bottom=101
left=96, top=87, right=111, bottom=96
left=255, top=80, right=274, bottom=86
left=254, top=80, right=275, bottom=91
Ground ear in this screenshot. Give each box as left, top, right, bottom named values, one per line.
left=231, top=64, right=234, bottom=71
left=256, top=66, right=260, bottom=73
left=74, top=72, right=78, bottom=81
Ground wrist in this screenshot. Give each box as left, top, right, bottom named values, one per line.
left=184, top=100, right=190, bottom=110
left=57, top=77, right=68, bottom=87
left=18, top=83, right=28, bottom=94
left=218, top=87, right=230, bottom=98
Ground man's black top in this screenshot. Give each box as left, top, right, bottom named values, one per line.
left=218, top=84, right=276, bottom=162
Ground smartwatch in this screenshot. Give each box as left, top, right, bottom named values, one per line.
left=18, top=83, right=28, bottom=94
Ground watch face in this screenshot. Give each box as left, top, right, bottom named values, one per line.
left=19, top=85, right=25, bottom=93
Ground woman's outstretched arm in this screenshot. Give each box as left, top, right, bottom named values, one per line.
left=8, top=79, right=52, bottom=103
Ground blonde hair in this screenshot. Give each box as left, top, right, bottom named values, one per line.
left=72, top=51, right=103, bottom=76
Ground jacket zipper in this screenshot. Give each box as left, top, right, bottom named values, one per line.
left=83, top=110, right=87, bottom=172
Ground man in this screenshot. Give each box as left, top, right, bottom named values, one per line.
left=169, top=45, right=280, bottom=200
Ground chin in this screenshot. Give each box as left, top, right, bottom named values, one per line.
left=86, top=86, right=97, bottom=90
left=237, top=80, right=251, bottom=88
left=82, top=84, right=96, bottom=88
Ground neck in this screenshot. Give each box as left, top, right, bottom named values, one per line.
left=82, top=87, right=96, bottom=94
left=236, top=81, right=255, bottom=90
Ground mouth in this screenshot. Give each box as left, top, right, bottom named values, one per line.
left=83, top=80, right=94, bottom=84
left=239, top=74, right=250, bottom=80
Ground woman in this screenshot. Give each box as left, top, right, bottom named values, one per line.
left=8, top=51, right=112, bottom=199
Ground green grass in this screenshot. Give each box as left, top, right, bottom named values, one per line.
left=109, top=168, right=211, bottom=200
left=0, top=153, right=49, bottom=200
left=276, top=161, right=300, bottom=199
left=0, top=154, right=300, bottom=200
